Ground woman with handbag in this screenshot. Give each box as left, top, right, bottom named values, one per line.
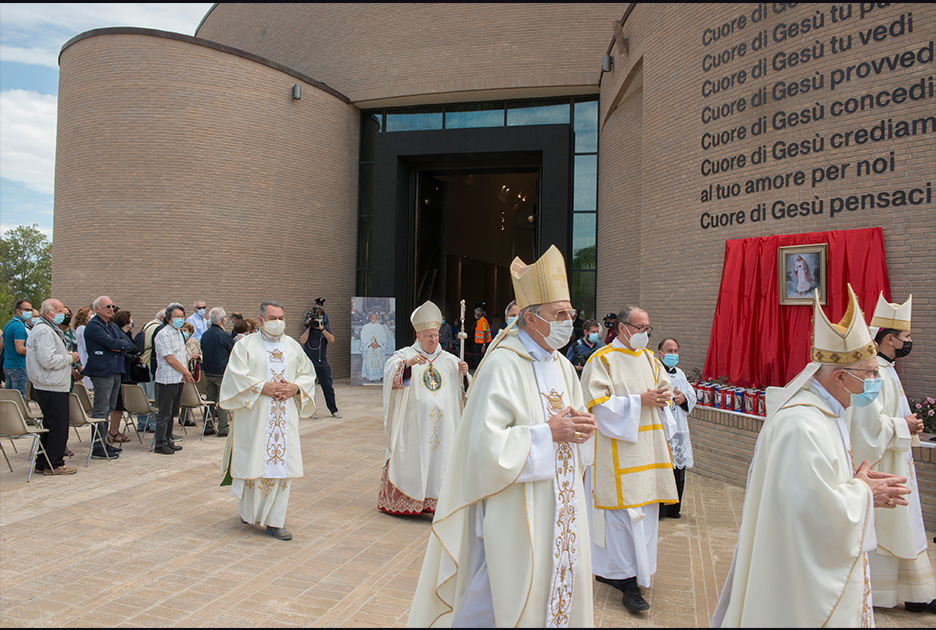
left=105, top=310, right=143, bottom=444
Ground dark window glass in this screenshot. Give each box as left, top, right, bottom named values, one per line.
left=361, top=113, right=380, bottom=161
left=573, top=100, right=598, bottom=153
left=359, top=164, right=374, bottom=216
left=572, top=213, right=596, bottom=270
left=571, top=270, right=596, bottom=321
left=356, top=269, right=369, bottom=297
left=385, top=109, right=443, bottom=132
left=445, top=103, right=505, bottom=129
left=573, top=155, right=597, bottom=211
left=506, top=102, right=570, bottom=127
left=357, top=216, right=372, bottom=269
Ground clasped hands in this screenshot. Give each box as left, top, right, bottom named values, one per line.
left=641, top=387, right=672, bottom=408
left=547, top=406, right=597, bottom=444
left=905, top=413, right=924, bottom=436
left=261, top=379, right=298, bottom=401
left=855, top=460, right=911, bottom=509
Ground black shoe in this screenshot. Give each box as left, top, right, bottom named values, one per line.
left=180, top=418, right=196, bottom=427
left=596, top=575, right=630, bottom=593
left=621, top=583, right=650, bottom=612
left=91, top=448, right=118, bottom=460
left=168, top=443, right=183, bottom=451
left=266, top=526, right=292, bottom=540
left=204, top=426, right=216, bottom=436
left=154, top=445, right=175, bottom=455
left=905, top=600, right=936, bottom=613
left=217, top=430, right=229, bottom=437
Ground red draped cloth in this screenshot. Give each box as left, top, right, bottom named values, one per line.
left=703, top=228, right=890, bottom=389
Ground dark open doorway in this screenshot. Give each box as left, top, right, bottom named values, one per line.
left=414, top=170, right=539, bottom=363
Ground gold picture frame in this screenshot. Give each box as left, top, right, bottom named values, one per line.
left=778, top=243, right=828, bottom=305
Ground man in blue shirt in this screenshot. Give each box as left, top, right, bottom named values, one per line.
left=2, top=300, right=33, bottom=395
left=200, top=307, right=235, bottom=436
left=565, top=319, right=602, bottom=375
left=186, top=299, right=209, bottom=342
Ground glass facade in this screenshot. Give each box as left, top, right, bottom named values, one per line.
left=356, top=96, right=598, bottom=318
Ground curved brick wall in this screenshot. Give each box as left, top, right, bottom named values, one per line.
left=53, top=30, right=359, bottom=376
left=196, top=2, right=628, bottom=105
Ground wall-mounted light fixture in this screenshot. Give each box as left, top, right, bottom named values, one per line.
left=292, top=84, right=301, bottom=100
left=602, top=55, right=614, bottom=73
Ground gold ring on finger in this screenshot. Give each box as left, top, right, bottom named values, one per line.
left=887, top=498, right=894, bottom=505
left=574, top=431, right=582, bottom=439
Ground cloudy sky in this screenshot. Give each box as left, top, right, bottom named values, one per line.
left=0, top=3, right=213, bottom=239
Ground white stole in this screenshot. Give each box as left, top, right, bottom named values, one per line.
left=531, top=356, right=578, bottom=629
left=263, top=339, right=289, bottom=479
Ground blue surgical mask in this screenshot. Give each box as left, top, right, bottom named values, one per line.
left=588, top=332, right=600, bottom=344
left=182, top=331, right=190, bottom=341
left=844, top=371, right=883, bottom=408
left=20, top=310, right=33, bottom=320
left=662, top=353, right=679, bottom=368
left=52, top=313, right=66, bottom=325
left=31, top=317, right=42, bottom=326
left=507, top=316, right=517, bottom=327
left=172, top=318, right=185, bottom=329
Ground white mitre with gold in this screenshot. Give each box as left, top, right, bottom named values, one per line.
left=411, top=300, right=443, bottom=332
left=767, top=284, right=876, bottom=417
left=509, top=244, right=570, bottom=309
left=868, top=292, right=911, bottom=337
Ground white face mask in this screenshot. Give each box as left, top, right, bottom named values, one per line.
left=262, top=319, right=286, bottom=337
left=625, top=326, right=649, bottom=351
left=534, top=314, right=573, bottom=351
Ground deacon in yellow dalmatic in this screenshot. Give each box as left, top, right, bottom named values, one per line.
left=580, top=304, right=677, bottom=613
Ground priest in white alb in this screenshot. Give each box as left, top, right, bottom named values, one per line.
left=712, top=286, right=911, bottom=627
left=408, top=245, right=598, bottom=628
left=846, top=292, right=935, bottom=613
left=378, top=300, right=469, bottom=516
left=220, top=301, right=318, bottom=541
left=579, top=305, right=678, bottom=613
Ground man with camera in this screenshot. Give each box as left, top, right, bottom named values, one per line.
left=299, top=303, right=341, bottom=419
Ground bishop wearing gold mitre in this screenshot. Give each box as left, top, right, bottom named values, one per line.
left=408, top=245, right=598, bottom=628
left=846, top=293, right=936, bottom=614
left=712, top=285, right=911, bottom=628
left=378, top=300, right=469, bottom=516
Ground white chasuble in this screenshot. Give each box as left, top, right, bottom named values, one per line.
left=712, top=381, right=876, bottom=628
left=846, top=356, right=933, bottom=607
left=379, top=344, right=466, bottom=514
left=407, top=330, right=593, bottom=628
left=219, top=332, right=318, bottom=526
left=531, top=354, right=577, bottom=628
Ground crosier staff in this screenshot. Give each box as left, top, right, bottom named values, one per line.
left=457, top=299, right=468, bottom=362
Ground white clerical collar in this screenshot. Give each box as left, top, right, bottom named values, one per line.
left=808, top=377, right=846, bottom=418
left=518, top=329, right=554, bottom=363
left=415, top=343, right=441, bottom=359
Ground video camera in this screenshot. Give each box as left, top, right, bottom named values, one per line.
left=603, top=312, right=617, bottom=329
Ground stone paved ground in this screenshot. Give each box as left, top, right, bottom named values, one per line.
left=1, top=380, right=934, bottom=627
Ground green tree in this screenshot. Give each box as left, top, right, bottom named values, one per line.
left=0, top=224, right=52, bottom=325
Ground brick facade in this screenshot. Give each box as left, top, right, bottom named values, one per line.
left=53, top=30, right=359, bottom=377
left=598, top=3, right=935, bottom=401
left=689, top=406, right=936, bottom=531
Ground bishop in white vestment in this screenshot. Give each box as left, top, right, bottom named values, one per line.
left=378, top=301, right=469, bottom=516
left=847, top=293, right=936, bottom=612
left=361, top=313, right=389, bottom=382
left=220, top=302, right=317, bottom=540
left=580, top=305, right=677, bottom=613
left=713, top=286, right=911, bottom=627
left=408, top=245, right=598, bottom=628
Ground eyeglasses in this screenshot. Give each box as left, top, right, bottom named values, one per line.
left=624, top=322, right=654, bottom=335
left=102, top=304, right=115, bottom=310
left=843, top=367, right=880, bottom=379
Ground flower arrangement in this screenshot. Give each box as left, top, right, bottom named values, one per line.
left=909, top=396, right=936, bottom=435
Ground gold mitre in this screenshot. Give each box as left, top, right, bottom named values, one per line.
left=510, top=245, right=570, bottom=309
left=869, top=292, right=911, bottom=331
left=411, top=300, right=443, bottom=332
left=810, top=284, right=876, bottom=364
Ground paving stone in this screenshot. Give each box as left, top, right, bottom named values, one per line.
left=1, top=379, right=933, bottom=627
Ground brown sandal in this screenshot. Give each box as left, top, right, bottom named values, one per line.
left=107, top=431, right=130, bottom=444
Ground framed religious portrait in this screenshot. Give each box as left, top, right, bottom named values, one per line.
left=778, top=244, right=828, bottom=305
left=350, top=296, right=396, bottom=386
